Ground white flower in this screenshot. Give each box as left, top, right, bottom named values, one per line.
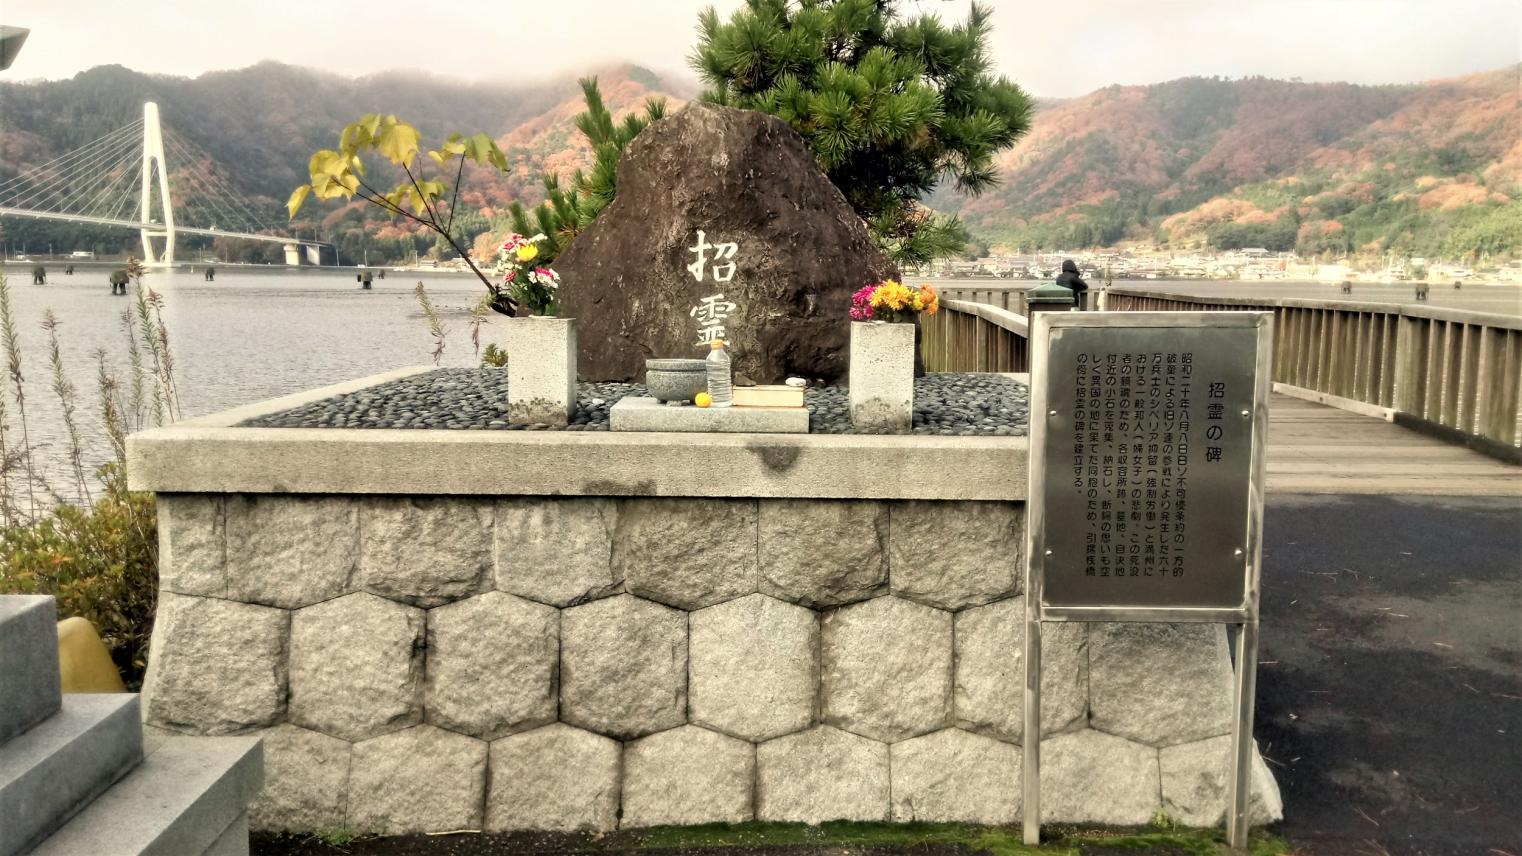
left=529, top=266, right=560, bottom=288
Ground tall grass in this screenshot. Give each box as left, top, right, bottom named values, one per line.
left=467, top=292, right=492, bottom=362
left=42, top=311, right=92, bottom=505
left=0, top=262, right=179, bottom=688
left=0, top=276, right=38, bottom=519
left=414, top=281, right=448, bottom=365
left=121, top=308, right=148, bottom=429
left=96, top=349, right=128, bottom=465
left=0, top=339, right=12, bottom=527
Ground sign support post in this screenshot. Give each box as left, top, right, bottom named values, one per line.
left=1021, top=311, right=1272, bottom=852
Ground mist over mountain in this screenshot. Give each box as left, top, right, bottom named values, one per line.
left=1, top=61, right=1516, bottom=263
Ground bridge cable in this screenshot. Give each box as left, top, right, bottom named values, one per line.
left=0, top=120, right=142, bottom=196
left=79, top=148, right=148, bottom=222
left=162, top=125, right=278, bottom=233
left=0, top=121, right=143, bottom=206
left=6, top=139, right=134, bottom=214
left=51, top=141, right=142, bottom=220
left=47, top=137, right=143, bottom=219
left=162, top=134, right=253, bottom=233
left=160, top=134, right=252, bottom=232
left=3, top=125, right=144, bottom=213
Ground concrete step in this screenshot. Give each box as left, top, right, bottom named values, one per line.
left=0, top=694, right=142, bottom=856
left=31, top=734, right=263, bottom=856
left=0, top=595, right=62, bottom=745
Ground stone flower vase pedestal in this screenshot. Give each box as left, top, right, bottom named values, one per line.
left=505, top=316, right=577, bottom=427
left=849, top=320, right=915, bottom=431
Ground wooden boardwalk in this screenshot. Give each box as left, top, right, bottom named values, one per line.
left=1267, top=394, right=1521, bottom=495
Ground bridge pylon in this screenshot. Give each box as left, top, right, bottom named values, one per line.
left=139, top=102, right=175, bottom=266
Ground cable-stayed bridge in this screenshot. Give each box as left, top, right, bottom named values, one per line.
left=0, top=102, right=326, bottom=266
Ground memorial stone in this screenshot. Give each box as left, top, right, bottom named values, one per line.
left=555, top=101, right=897, bottom=384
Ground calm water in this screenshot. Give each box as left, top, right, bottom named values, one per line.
left=0, top=263, right=492, bottom=496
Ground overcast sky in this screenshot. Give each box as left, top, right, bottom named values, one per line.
left=3, top=0, right=1518, bottom=97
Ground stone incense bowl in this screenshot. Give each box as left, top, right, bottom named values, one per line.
left=645, top=358, right=707, bottom=403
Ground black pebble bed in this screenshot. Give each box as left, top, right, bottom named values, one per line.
left=239, top=368, right=1030, bottom=436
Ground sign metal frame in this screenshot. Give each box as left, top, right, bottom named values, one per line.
left=1021, top=311, right=1273, bottom=851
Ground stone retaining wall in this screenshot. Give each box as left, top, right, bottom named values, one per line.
left=143, top=492, right=1281, bottom=834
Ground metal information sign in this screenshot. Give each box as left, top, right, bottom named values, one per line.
left=1022, top=311, right=1272, bottom=851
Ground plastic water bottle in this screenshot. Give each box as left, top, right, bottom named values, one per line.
left=706, top=339, right=733, bottom=407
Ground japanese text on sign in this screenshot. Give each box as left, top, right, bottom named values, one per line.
left=1039, top=323, right=1258, bottom=610
left=1071, top=351, right=1233, bottom=583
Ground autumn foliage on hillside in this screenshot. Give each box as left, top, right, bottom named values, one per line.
left=2, top=59, right=1516, bottom=264
left=945, top=66, right=1521, bottom=260
left=0, top=63, right=684, bottom=264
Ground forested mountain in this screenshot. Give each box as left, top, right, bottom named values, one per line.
left=2, top=61, right=1517, bottom=264
left=0, top=62, right=684, bottom=262
left=940, top=66, right=1521, bottom=260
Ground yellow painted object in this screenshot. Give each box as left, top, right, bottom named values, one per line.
left=56, top=617, right=126, bottom=693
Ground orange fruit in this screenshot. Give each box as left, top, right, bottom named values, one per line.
left=694, top=392, right=712, bottom=408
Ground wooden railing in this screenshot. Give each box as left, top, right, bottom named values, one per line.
left=933, top=283, right=1029, bottom=313
left=1104, top=287, right=1522, bottom=458
left=935, top=282, right=1099, bottom=313
left=919, top=299, right=1029, bottom=373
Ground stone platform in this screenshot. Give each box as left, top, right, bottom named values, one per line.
left=0, top=596, right=262, bottom=856
left=232, top=367, right=1030, bottom=436
left=127, top=368, right=1280, bottom=836
left=610, top=397, right=808, bottom=433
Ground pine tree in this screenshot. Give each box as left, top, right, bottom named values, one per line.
left=689, top=0, right=1032, bottom=265
left=509, top=78, right=667, bottom=262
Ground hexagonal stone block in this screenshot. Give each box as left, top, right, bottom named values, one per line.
left=758, top=500, right=887, bottom=608
left=890, top=728, right=1020, bottom=823
left=157, top=495, right=225, bottom=597
left=954, top=596, right=1087, bottom=743
left=486, top=723, right=620, bottom=832
left=144, top=593, right=287, bottom=734
left=1041, top=729, right=1161, bottom=825
left=612, top=498, right=757, bottom=610
left=349, top=725, right=487, bottom=834
left=425, top=591, right=557, bottom=740
left=821, top=596, right=951, bottom=743
left=289, top=592, right=423, bottom=742
left=560, top=594, right=686, bottom=740
left=1089, top=622, right=1233, bottom=747
left=622, top=725, right=754, bottom=828
left=226, top=495, right=358, bottom=609
left=1160, top=735, right=1283, bottom=826
left=359, top=497, right=492, bottom=607
left=888, top=500, right=1021, bottom=610
left=690, top=594, right=817, bottom=742
left=248, top=724, right=350, bottom=832
left=495, top=498, right=620, bottom=607
left=757, top=726, right=888, bottom=823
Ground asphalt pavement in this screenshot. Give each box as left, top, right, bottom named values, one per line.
left=1258, top=494, right=1522, bottom=856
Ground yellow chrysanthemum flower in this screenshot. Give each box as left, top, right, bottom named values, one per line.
left=515, top=243, right=538, bottom=262
left=869, top=280, right=913, bottom=311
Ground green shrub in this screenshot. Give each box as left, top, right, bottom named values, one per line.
left=0, top=465, right=157, bottom=689
left=481, top=342, right=508, bottom=367
left=0, top=266, right=171, bottom=691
